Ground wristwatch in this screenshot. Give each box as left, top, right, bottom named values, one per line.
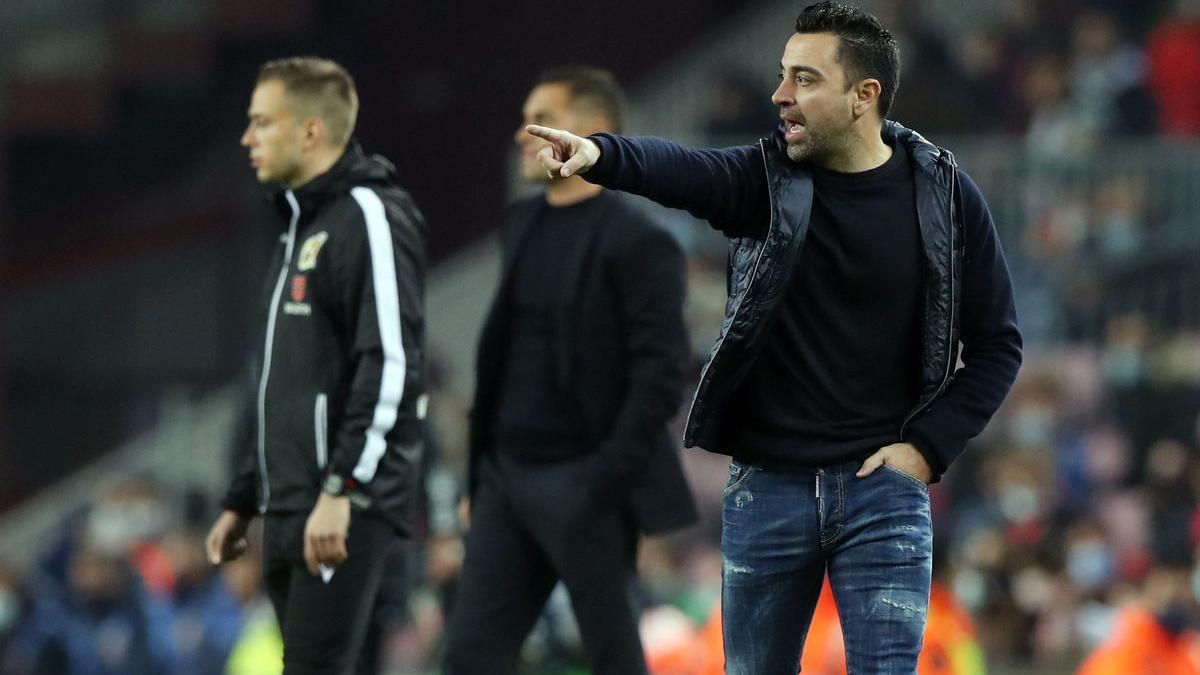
left=321, top=472, right=371, bottom=508
left=321, top=473, right=353, bottom=497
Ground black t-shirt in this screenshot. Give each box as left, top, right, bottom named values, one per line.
left=725, top=140, right=924, bottom=466
left=493, top=198, right=596, bottom=456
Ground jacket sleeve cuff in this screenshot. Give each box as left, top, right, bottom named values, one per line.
left=582, top=440, right=640, bottom=505
left=585, top=133, right=619, bottom=182
left=324, top=461, right=370, bottom=488
left=904, top=426, right=950, bottom=484
left=220, top=492, right=258, bottom=517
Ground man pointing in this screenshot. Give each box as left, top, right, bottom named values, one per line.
left=528, top=3, right=1021, bottom=672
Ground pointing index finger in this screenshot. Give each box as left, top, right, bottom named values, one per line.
left=526, top=124, right=565, bottom=143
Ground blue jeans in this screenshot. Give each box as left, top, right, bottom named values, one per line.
left=721, top=458, right=933, bottom=674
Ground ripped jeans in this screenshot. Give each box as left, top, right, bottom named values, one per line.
left=721, top=458, right=932, bottom=675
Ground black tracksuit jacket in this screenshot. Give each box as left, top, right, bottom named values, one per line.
left=222, top=143, right=427, bottom=534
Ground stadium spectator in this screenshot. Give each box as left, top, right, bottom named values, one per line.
left=1146, top=1, right=1200, bottom=136
left=4, top=529, right=179, bottom=674
left=87, top=479, right=174, bottom=596
left=1068, top=9, right=1156, bottom=135
left=1022, top=55, right=1101, bottom=157
left=161, top=527, right=244, bottom=675
left=1076, top=566, right=1200, bottom=675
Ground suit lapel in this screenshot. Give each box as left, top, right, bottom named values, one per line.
left=480, top=198, right=544, bottom=347
left=499, top=198, right=544, bottom=283
left=553, top=193, right=609, bottom=392
left=475, top=198, right=544, bottom=428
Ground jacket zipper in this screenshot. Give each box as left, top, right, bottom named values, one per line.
left=684, top=139, right=777, bottom=432
left=900, top=157, right=958, bottom=438
left=314, top=393, right=328, bottom=469
left=256, top=190, right=300, bottom=513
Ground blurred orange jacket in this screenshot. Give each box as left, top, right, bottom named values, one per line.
left=1076, top=609, right=1200, bottom=675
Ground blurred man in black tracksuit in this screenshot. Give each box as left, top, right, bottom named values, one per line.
left=206, top=57, right=427, bottom=675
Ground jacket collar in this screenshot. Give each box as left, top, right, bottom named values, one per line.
left=765, top=120, right=955, bottom=182
left=882, top=120, right=956, bottom=179
left=268, top=140, right=374, bottom=225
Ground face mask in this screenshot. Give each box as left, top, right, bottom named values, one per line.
left=1102, top=348, right=1144, bottom=386
left=1188, top=566, right=1200, bottom=603
left=1011, top=407, right=1055, bottom=448
left=952, top=568, right=987, bottom=611
left=1097, top=215, right=1140, bottom=257
left=998, top=484, right=1040, bottom=521
left=88, top=500, right=168, bottom=554
left=1066, top=541, right=1113, bottom=590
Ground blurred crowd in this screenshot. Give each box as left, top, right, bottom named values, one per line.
left=0, top=480, right=277, bottom=674
left=935, top=318, right=1200, bottom=670
left=702, top=0, right=1200, bottom=146
left=3, top=1, right=1200, bottom=674
left=5, top=321, right=1199, bottom=674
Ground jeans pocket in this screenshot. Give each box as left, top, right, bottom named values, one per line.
left=881, top=464, right=929, bottom=491
left=723, top=462, right=757, bottom=497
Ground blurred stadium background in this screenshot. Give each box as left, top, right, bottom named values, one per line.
left=3, top=0, right=1200, bottom=673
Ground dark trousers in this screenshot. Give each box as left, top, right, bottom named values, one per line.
left=442, top=451, right=646, bottom=675
left=263, top=511, right=399, bottom=675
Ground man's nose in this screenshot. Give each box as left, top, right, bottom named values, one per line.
left=771, top=80, right=794, bottom=107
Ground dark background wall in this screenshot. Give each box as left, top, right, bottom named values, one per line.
left=0, top=0, right=748, bottom=506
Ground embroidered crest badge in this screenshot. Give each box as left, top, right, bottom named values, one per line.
left=297, top=232, right=329, bottom=271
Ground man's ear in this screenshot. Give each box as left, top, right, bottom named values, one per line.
left=301, top=115, right=327, bottom=150
left=852, top=78, right=882, bottom=119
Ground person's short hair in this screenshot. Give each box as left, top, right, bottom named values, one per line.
left=258, top=56, right=359, bottom=147
left=536, top=66, right=627, bottom=133
left=795, top=1, right=900, bottom=117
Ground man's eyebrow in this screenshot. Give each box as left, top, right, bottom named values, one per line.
left=780, top=64, right=825, bottom=78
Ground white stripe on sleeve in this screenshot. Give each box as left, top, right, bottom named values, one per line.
left=349, top=186, right=407, bottom=483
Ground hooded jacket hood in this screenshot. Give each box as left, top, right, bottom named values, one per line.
left=269, top=140, right=398, bottom=224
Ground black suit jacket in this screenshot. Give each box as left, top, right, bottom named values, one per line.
left=470, top=191, right=697, bottom=535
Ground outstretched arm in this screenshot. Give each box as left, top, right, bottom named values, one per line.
left=528, top=125, right=769, bottom=238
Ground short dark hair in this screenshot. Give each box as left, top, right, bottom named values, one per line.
left=795, top=1, right=900, bottom=117
left=536, top=66, right=627, bottom=133
left=258, top=56, right=359, bottom=146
